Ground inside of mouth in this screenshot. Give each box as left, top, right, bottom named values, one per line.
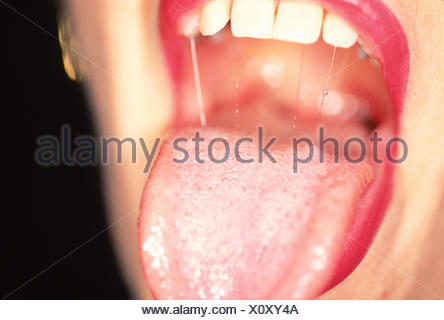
left=176, top=25, right=392, bottom=146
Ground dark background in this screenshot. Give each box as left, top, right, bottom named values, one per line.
left=3, top=1, right=130, bottom=298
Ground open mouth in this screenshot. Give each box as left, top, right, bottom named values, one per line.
left=138, top=0, right=410, bottom=299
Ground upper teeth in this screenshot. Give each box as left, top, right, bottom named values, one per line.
left=322, top=12, right=358, bottom=48
left=200, top=0, right=231, bottom=36
left=273, top=1, right=324, bottom=44
left=231, top=0, right=276, bottom=39
left=191, top=0, right=359, bottom=49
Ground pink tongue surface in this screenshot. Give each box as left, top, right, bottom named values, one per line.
left=139, top=128, right=374, bottom=299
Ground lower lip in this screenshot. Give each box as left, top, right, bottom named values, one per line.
left=153, top=0, right=410, bottom=295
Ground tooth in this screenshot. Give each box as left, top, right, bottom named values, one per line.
left=231, top=0, right=276, bottom=39
left=322, top=12, right=358, bottom=48
left=180, top=13, right=200, bottom=38
left=357, top=45, right=369, bottom=59
left=200, top=0, right=231, bottom=36
left=273, top=1, right=323, bottom=44
left=370, top=58, right=381, bottom=67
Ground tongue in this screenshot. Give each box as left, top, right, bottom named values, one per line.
left=138, top=127, right=374, bottom=299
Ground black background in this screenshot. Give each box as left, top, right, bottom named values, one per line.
left=4, top=1, right=130, bottom=298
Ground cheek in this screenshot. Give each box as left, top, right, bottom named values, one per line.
left=67, top=0, right=173, bottom=298
left=68, top=0, right=173, bottom=135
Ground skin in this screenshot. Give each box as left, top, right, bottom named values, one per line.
left=66, top=0, right=444, bottom=299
